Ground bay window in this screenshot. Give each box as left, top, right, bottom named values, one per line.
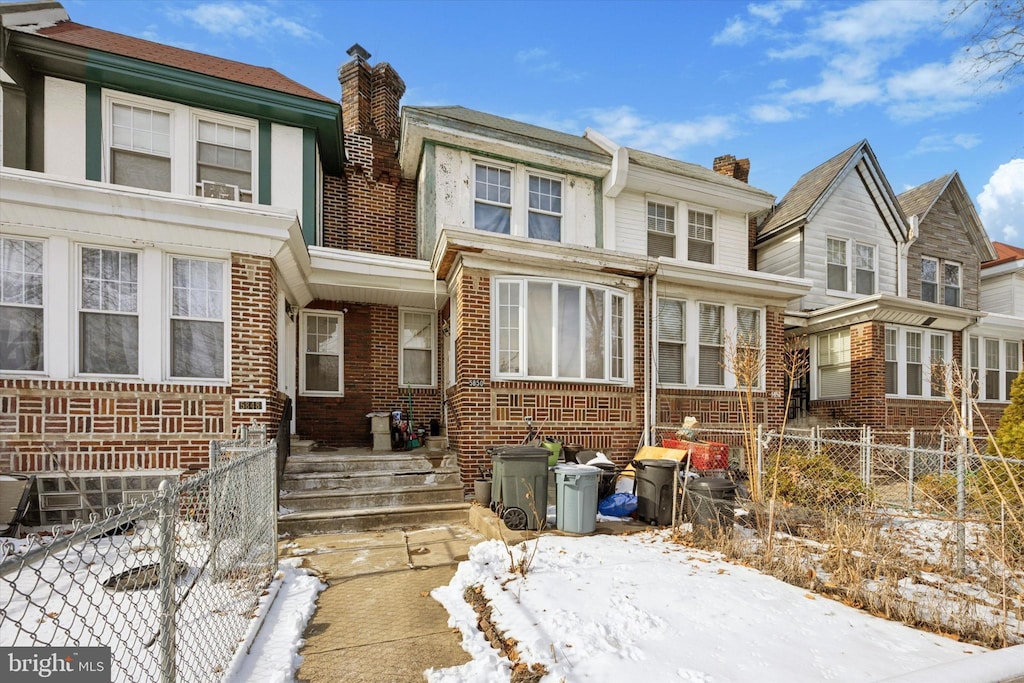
left=79, top=247, right=139, bottom=376
left=170, top=257, right=225, bottom=379
left=400, top=309, right=436, bottom=387
left=301, top=312, right=344, bottom=395
left=493, top=277, right=627, bottom=382
left=0, top=237, right=44, bottom=372
left=973, top=335, right=1023, bottom=401
left=884, top=326, right=951, bottom=398
left=817, top=330, right=850, bottom=398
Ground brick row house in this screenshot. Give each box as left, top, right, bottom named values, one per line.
left=2, top=3, right=1019, bottom=519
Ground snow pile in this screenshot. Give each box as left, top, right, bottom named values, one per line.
left=429, top=532, right=987, bottom=682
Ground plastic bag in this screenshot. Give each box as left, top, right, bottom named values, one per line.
left=598, top=492, right=637, bottom=517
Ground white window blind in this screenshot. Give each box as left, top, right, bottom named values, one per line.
left=687, top=210, right=714, bottom=264
left=698, top=303, right=724, bottom=386
left=817, top=330, right=850, bottom=398
left=647, top=202, right=676, bottom=258
left=657, top=298, right=685, bottom=384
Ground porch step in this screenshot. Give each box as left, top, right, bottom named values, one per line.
left=290, top=438, right=316, bottom=455
left=280, top=482, right=465, bottom=512
left=284, top=453, right=448, bottom=474
left=277, top=502, right=471, bottom=535
left=282, top=468, right=461, bottom=491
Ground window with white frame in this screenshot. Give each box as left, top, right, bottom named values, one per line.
left=527, top=175, right=562, bottom=241
left=79, top=247, right=139, bottom=376
left=474, top=163, right=512, bottom=234
left=110, top=102, right=171, bottom=192
left=884, top=326, right=951, bottom=398
left=736, top=307, right=761, bottom=389
left=493, top=277, right=627, bottom=382
left=301, top=311, right=343, bottom=395
left=400, top=309, right=435, bottom=387
left=687, top=210, right=715, bottom=264
left=826, top=238, right=848, bottom=291
left=169, top=257, right=225, bottom=380
left=657, top=298, right=685, bottom=384
left=969, top=336, right=980, bottom=398
left=196, top=119, right=253, bottom=202
left=0, top=237, right=44, bottom=372
left=647, top=201, right=676, bottom=258
left=854, top=243, right=875, bottom=295
left=921, top=257, right=938, bottom=303
left=943, top=262, right=961, bottom=307
left=817, top=330, right=850, bottom=398
left=973, top=335, right=1023, bottom=401
left=698, top=303, right=725, bottom=386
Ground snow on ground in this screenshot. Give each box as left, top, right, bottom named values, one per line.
left=427, top=531, right=989, bottom=683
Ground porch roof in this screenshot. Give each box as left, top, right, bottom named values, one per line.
left=787, top=294, right=984, bottom=335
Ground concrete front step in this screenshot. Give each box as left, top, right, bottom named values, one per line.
left=282, top=468, right=461, bottom=492
left=281, top=483, right=465, bottom=512
left=278, top=502, right=472, bottom=535
left=284, top=452, right=449, bottom=474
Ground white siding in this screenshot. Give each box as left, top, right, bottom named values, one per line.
left=427, top=146, right=598, bottom=247
left=270, top=123, right=304, bottom=216
left=758, top=232, right=802, bottom=278
left=981, top=272, right=1019, bottom=315
left=44, top=77, right=86, bottom=179
left=614, top=191, right=647, bottom=255
left=802, top=171, right=898, bottom=310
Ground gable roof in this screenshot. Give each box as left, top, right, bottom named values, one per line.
left=757, top=139, right=907, bottom=245
left=985, top=241, right=1024, bottom=268
left=625, top=148, right=774, bottom=201
left=896, top=173, right=952, bottom=221
left=26, top=21, right=333, bottom=103
left=899, top=172, right=997, bottom=262
left=403, top=105, right=609, bottom=159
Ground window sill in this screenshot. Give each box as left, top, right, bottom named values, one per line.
left=299, top=391, right=346, bottom=398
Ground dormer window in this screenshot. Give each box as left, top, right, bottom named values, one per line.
left=110, top=103, right=171, bottom=192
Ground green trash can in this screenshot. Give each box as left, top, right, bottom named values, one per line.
left=633, top=459, right=680, bottom=525
left=555, top=464, right=600, bottom=534
left=684, top=477, right=737, bottom=539
left=491, top=446, right=550, bottom=530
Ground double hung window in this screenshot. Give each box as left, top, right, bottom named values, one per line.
left=493, top=277, right=627, bottom=382
left=657, top=299, right=685, bottom=384
left=1007, top=341, right=1021, bottom=399
left=826, top=238, right=848, bottom=291
left=698, top=304, right=725, bottom=386
left=827, top=238, right=876, bottom=294
left=854, top=243, right=876, bottom=295
left=301, top=312, right=344, bottom=395
left=687, top=210, right=714, bottom=264
left=110, top=103, right=171, bottom=192
left=170, top=258, right=225, bottom=379
left=885, top=326, right=951, bottom=398
left=972, top=336, right=1022, bottom=402
left=817, top=330, right=850, bottom=398
left=985, top=339, right=1001, bottom=401
left=885, top=328, right=898, bottom=395
left=79, top=247, right=139, bottom=376
left=943, top=262, right=961, bottom=307
left=196, top=120, right=253, bottom=202
left=920, top=257, right=938, bottom=303
left=736, top=307, right=762, bottom=388
left=400, top=309, right=436, bottom=387
left=474, top=164, right=512, bottom=234
left=0, top=237, right=44, bottom=372
left=527, top=175, right=562, bottom=241
left=647, top=202, right=676, bottom=257
left=921, top=257, right=962, bottom=306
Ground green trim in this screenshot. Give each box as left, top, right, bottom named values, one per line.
left=258, top=120, right=272, bottom=205
left=84, top=83, right=101, bottom=181
left=10, top=33, right=344, bottom=174
left=594, top=178, right=604, bottom=249
left=301, top=129, right=316, bottom=246
left=422, top=142, right=436, bottom=259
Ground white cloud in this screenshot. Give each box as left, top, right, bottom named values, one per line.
left=515, top=47, right=548, bottom=64
left=909, top=132, right=982, bottom=155
left=714, top=1, right=805, bottom=45
left=178, top=2, right=319, bottom=41
left=750, top=103, right=798, bottom=123
left=748, top=0, right=806, bottom=25
left=885, top=51, right=1005, bottom=120
left=713, top=18, right=753, bottom=46
left=584, top=106, right=736, bottom=156
left=977, top=159, right=1024, bottom=243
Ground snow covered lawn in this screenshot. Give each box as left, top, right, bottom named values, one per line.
left=428, top=531, right=989, bottom=682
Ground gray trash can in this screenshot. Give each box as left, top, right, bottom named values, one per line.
left=633, top=459, right=680, bottom=525
left=491, top=446, right=550, bottom=530
left=555, top=464, right=600, bottom=534
left=684, top=477, right=737, bottom=538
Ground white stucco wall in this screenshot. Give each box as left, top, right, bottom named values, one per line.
left=271, top=123, right=304, bottom=217
left=44, top=77, right=86, bottom=179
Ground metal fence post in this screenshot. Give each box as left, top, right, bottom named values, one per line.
left=956, top=430, right=967, bottom=574
left=907, top=428, right=915, bottom=508
left=756, top=424, right=764, bottom=482
left=157, top=480, right=177, bottom=683
left=939, top=433, right=946, bottom=475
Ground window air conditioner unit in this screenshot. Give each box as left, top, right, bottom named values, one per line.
left=201, top=180, right=240, bottom=201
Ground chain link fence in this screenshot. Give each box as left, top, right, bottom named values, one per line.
left=0, top=427, right=278, bottom=682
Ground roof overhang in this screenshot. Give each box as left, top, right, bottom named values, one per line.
left=400, top=108, right=610, bottom=181
left=973, top=312, right=1024, bottom=337
left=788, top=294, right=983, bottom=335
left=0, top=167, right=315, bottom=305
left=306, top=247, right=444, bottom=309
left=656, top=259, right=811, bottom=304
left=5, top=30, right=344, bottom=174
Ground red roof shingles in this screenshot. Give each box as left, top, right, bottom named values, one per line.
left=34, top=21, right=334, bottom=103
left=985, top=241, right=1024, bottom=268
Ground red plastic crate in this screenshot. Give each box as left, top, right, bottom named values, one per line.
left=660, top=439, right=729, bottom=470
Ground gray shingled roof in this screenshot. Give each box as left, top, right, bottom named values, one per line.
left=404, top=106, right=609, bottom=158
left=626, top=148, right=774, bottom=199
left=758, top=140, right=865, bottom=239
left=897, top=173, right=952, bottom=220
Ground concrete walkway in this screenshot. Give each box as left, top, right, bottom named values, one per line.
left=282, top=524, right=485, bottom=683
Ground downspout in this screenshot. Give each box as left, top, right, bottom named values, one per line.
left=962, top=316, right=982, bottom=436
left=898, top=216, right=919, bottom=297
left=647, top=271, right=659, bottom=447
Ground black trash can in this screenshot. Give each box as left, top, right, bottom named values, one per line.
left=633, top=459, right=680, bottom=525
left=576, top=451, right=618, bottom=499
left=684, top=477, right=737, bottom=538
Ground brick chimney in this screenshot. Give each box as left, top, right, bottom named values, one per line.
left=713, top=154, right=750, bottom=183
left=337, top=43, right=405, bottom=141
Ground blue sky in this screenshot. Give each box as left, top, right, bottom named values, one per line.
left=61, top=0, right=1024, bottom=243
